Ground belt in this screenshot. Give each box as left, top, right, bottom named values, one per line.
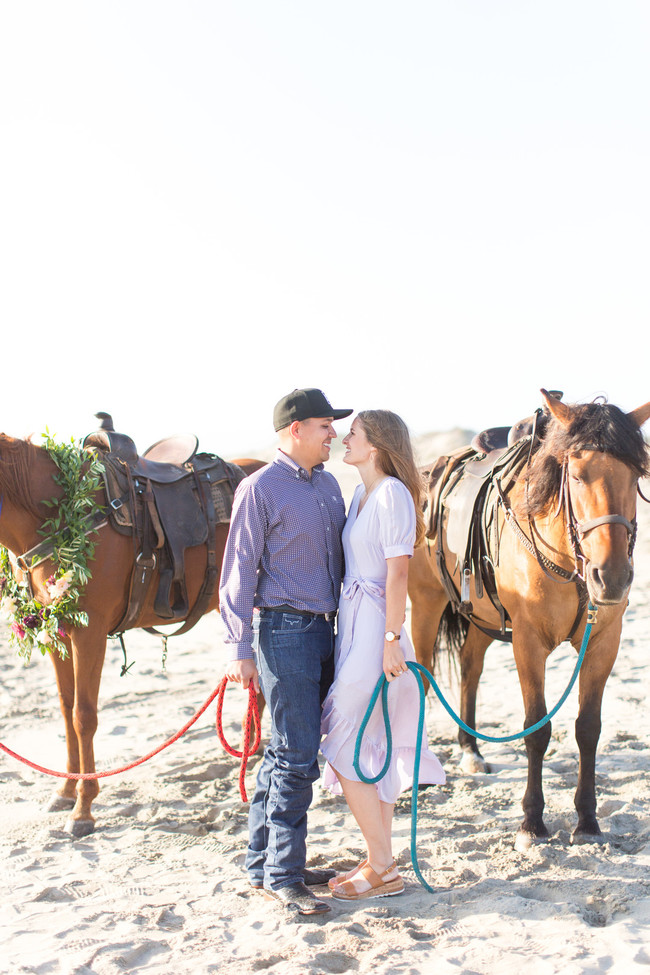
left=260, top=604, right=337, bottom=622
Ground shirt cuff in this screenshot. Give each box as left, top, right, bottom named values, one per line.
left=232, top=643, right=255, bottom=661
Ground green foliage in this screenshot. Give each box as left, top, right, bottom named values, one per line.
left=0, top=431, right=105, bottom=660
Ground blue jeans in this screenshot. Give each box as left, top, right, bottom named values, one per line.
left=245, top=609, right=335, bottom=891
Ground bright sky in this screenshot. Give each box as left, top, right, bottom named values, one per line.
left=1, top=2, right=649, bottom=458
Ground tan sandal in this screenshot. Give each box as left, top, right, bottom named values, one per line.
left=327, top=858, right=368, bottom=891
left=331, top=861, right=404, bottom=900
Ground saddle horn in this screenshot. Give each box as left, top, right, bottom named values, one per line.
left=95, top=412, right=115, bottom=432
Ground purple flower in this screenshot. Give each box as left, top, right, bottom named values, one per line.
left=23, top=614, right=41, bottom=629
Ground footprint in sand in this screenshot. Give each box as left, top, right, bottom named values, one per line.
left=156, top=906, right=185, bottom=930
left=309, top=952, right=357, bottom=974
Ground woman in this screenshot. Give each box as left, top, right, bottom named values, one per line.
left=320, top=410, right=446, bottom=901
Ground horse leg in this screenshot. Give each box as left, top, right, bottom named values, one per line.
left=408, top=545, right=449, bottom=677
left=458, top=626, right=493, bottom=774
left=572, top=633, right=619, bottom=845
left=47, top=642, right=79, bottom=812
left=512, top=638, right=552, bottom=852
left=64, top=632, right=108, bottom=837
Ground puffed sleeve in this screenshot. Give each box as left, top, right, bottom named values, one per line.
left=376, top=479, right=416, bottom=558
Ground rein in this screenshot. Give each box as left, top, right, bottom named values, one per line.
left=354, top=604, right=596, bottom=893
left=496, top=479, right=578, bottom=583
left=12, top=510, right=109, bottom=601
left=15, top=511, right=109, bottom=575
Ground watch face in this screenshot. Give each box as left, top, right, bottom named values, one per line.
left=385, top=631, right=396, bottom=642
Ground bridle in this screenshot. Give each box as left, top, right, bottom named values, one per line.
left=497, top=416, right=640, bottom=591
left=557, top=448, right=637, bottom=582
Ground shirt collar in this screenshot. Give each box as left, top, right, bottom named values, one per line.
left=274, top=449, right=324, bottom=482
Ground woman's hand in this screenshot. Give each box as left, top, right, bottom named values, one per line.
left=384, top=554, right=409, bottom=681
left=383, top=639, right=407, bottom=681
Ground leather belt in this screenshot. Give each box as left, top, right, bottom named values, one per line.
left=260, top=604, right=337, bottom=622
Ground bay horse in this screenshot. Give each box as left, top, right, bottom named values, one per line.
left=408, top=390, right=650, bottom=851
left=0, top=431, right=263, bottom=837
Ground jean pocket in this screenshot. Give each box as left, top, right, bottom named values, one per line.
left=260, top=617, right=321, bottom=679
left=270, top=613, right=317, bottom=636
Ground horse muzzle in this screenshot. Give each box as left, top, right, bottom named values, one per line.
left=585, top=560, right=634, bottom=605
left=577, top=513, right=636, bottom=605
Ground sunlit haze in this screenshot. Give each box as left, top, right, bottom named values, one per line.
left=2, top=2, right=649, bottom=458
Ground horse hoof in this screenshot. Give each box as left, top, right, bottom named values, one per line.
left=458, top=751, right=491, bottom=775
left=46, top=795, right=76, bottom=813
left=571, top=829, right=606, bottom=846
left=65, top=817, right=95, bottom=838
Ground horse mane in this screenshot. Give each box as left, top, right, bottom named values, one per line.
left=521, top=400, right=650, bottom=517
left=0, top=434, right=45, bottom=519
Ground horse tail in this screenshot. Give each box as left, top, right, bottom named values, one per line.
left=433, top=603, right=469, bottom=674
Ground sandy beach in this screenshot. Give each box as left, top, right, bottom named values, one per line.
left=2, top=445, right=650, bottom=975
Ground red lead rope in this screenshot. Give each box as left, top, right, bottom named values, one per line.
left=0, top=677, right=261, bottom=801
left=0, top=684, right=222, bottom=780
left=215, top=677, right=261, bottom=802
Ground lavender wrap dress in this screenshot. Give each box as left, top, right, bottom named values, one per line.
left=320, top=477, right=446, bottom=803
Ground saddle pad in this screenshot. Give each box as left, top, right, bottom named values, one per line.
left=443, top=473, right=489, bottom=561
left=423, top=447, right=474, bottom=540
left=440, top=439, right=531, bottom=563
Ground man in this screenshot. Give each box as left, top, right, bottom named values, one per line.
left=219, top=387, right=352, bottom=916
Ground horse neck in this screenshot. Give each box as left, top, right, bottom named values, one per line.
left=0, top=445, right=61, bottom=556
left=510, top=479, right=573, bottom=561
left=0, top=498, right=39, bottom=556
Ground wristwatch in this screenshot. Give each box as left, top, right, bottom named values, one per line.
left=384, top=630, right=400, bottom=642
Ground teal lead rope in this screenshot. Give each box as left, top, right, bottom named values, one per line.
left=353, top=604, right=597, bottom=893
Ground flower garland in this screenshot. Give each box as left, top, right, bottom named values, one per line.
left=0, top=431, right=105, bottom=660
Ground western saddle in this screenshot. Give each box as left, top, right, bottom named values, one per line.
left=423, top=393, right=564, bottom=642
left=84, top=413, right=246, bottom=639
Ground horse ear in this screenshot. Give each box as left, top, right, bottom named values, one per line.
left=628, top=402, right=650, bottom=428
left=540, top=388, right=572, bottom=426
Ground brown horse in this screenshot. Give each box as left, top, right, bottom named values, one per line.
left=408, top=390, right=650, bottom=850
left=0, top=432, right=263, bottom=837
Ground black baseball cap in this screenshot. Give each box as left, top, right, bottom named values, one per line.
left=273, top=388, right=353, bottom=432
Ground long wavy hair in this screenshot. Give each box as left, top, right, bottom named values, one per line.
left=357, top=410, right=425, bottom=547
left=522, top=399, right=650, bottom=516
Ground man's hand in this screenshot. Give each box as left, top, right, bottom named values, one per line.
left=224, top=657, right=260, bottom=693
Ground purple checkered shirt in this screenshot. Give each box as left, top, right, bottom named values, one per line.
left=219, top=450, right=346, bottom=660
